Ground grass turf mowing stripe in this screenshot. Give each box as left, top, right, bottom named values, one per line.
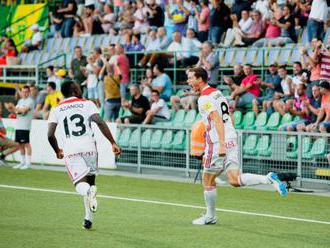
left=1, top=184, right=330, bottom=225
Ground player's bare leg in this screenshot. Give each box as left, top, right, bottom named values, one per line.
left=192, top=172, right=219, bottom=225
left=20, top=143, right=32, bottom=169
left=226, top=167, right=288, bottom=196
left=13, top=144, right=25, bottom=169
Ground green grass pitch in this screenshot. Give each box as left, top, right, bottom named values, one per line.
left=0, top=167, right=329, bottom=248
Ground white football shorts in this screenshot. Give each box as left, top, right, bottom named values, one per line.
left=64, top=151, right=98, bottom=184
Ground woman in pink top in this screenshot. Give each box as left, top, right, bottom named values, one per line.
left=195, top=0, right=210, bottom=42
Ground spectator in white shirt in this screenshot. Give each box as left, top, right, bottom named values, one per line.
left=46, top=66, right=62, bottom=91
left=223, top=9, right=253, bottom=46
left=21, top=24, right=43, bottom=53
left=307, top=0, right=329, bottom=42
left=182, top=28, right=201, bottom=66
left=143, top=90, right=171, bottom=124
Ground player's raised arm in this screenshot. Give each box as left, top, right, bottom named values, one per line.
left=90, top=114, right=121, bottom=156
left=209, top=110, right=226, bottom=156
left=47, top=122, right=63, bottom=159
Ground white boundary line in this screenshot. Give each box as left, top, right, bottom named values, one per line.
left=0, top=184, right=330, bottom=225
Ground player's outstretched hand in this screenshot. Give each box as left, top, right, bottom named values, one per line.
left=56, top=149, right=64, bottom=159
left=112, top=144, right=121, bottom=156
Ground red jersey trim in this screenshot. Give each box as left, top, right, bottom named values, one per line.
left=58, top=98, right=86, bottom=106
left=201, top=86, right=217, bottom=96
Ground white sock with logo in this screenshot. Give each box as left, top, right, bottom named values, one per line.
left=75, top=182, right=92, bottom=221
left=239, top=173, right=270, bottom=186
left=204, top=188, right=217, bottom=218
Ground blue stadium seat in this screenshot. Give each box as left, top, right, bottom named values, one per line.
left=84, top=36, right=95, bottom=52
left=266, top=48, right=280, bottom=66
left=254, top=49, right=266, bottom=66
left=278, top=48, right=292, bottom=65
left=77, top=37, right=87, bottom=49
left=301, top=28, right=308, bottom=46
left=61, top=38, right=71, bottom=52
left=223, top=48, right=235, bottom=67
left=101, top=35, right=111, bottom=48
left=46, top=38, right=55, bottom=52
left=245, top=49, right=257, bottom=65
left=94, top=35, right=103, bottom=48
left=39, top=52, right=50, bottom=64
left=218, top=49, right=225, bottom=64
left=52, top=38, right=63, bottom=53
left=19, top=53, right=27, bottom=64
left=233, top=48, right=246, bottom=65
left=290, top=46, right=302, bottom=64
left=32, top=52, right=41, bottom=65
left=69, top=37, right=79, bottom=51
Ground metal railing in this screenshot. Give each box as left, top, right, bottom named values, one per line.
left=116, top=124, right=330, bottom=186
left=0, top=53, right=66, bottom=85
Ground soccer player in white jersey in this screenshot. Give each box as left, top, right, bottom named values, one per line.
left=47, top=81, right=121, bottom=230
left=187, top=67, right=288, bottom=225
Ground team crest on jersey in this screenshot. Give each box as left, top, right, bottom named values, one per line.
left=202, top=101, right=212, bottom=111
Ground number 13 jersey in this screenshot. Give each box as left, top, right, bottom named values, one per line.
left=198, top=86, right=237, bottom=145
left=48, top=97, right=99, bottom=155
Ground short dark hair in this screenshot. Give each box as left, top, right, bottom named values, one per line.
left=151, top=89, right=159, bottom=95
left=133, top=33, right=140, bottom=40
left=22, top=85, right=30, bottom=91
left=293, top=61, right=302, bottom=67
left=244, top=64, right=253, bottom=68
left=154, top=64, right=164, bottom=73
left=61, top=81, right=75, bottom=98
left=48, top=82, right=56, bottom=90
left=47, top=65, right=54, bottom=71
left=278, top=65, right=287, bottom=70
left=74, top=46, right=82, bottom=50
left=94, top=47, right=102, bottom=54
left=188, top=67, right=208, bottom=82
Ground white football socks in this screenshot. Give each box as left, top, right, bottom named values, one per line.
left=239, top=173, right=270, bottom=186
left=75, top=182, right=92, bottom=221
left=204, top=188, right=217, bottom=218
left=26, top=155, right=31, bottom=165
left=20, top=154, right=25, bottom=164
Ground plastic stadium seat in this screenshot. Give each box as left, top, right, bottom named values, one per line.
left=286, top=136, right=298, bottom=158
left=256, top=135, right=272, bottom=156
left=61, top=38, right=71, bottom=52
left=66, top=53, right=73, bottom=68
left=19, top=53, right=27, bottom=64
left=69, top=37, right=79, bottom=51
left=32, top=52, right=41, bottom=65
left=243, top=134, right=258, bottom=155
left=266, top=48, right=280, bottom=66
left=233, top=110, right=243, bottom=129
left=290, top=46, right=302, bottom=64
left=161, top=130, right=174, bottom=149
left=301, top=28, right=308, bottom=46
left=194, top=113, right=201, bottom=122
left=39, top=52, right=50, bottom=64
left=94, top=35, right=103, bottom=48
left=278, top=48, right=292, bottom=65
left=245, top=49, right=257, bottom=65
left=242, top=111, right=255, bottom=130
left=170, top=109, right=186, bottom=127
left=101, top=35, right=111, bottom=48
left=223, top=48, right=235, bottom=67
left=25, top=53, right=35, bottom=65
left=75, top=37, right=87, bottom=50
left=150, top=130, right=163, bottom=149
left=172, top=131, right=186, bottom=150
left=254, top=49, right=266, bottom=66
left=141, top=129, right=152, bottom=149
left=46, top=38, right=55, bottom=52
left=118, top=107, right=131, bottom=118
left=84, top=36, right=95, bottom=52
left=265, top=112, right=281, bottom=130
left=118, top=128, right=132, bottom=147
left=129, top=129, right=140, bottom=148
left=253, top=112, right=268, bottom=130
left=55, top=55, right=65, bottom=67
left=218, top=49, right=225, bottom=64
left=183, top=109, right=197, bottom=127
left=52, top=38, right=63, bottom=53
left=305, top=138, right=327, bottom=159
left=280, top=113, right=293, bottom=125
left=233, top=48, right=246, bottom=65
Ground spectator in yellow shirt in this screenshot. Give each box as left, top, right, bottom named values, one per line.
left=42, top=82, right=63, bottom=119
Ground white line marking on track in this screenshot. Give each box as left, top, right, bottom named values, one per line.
left=0, top=184, right=329, bottom=225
